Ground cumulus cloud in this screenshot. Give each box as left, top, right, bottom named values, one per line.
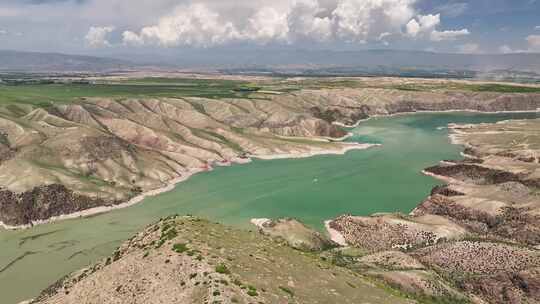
left=129, top=4, right=241, bottom=47
left=406, top=13, right=469, bottom=41
left=527, top=35, right=540, bottom=52
left=332, top=0, right=415, bottom=43
left=122, top=0, right=468, bottom=47
left=287, top=0, right=332, bottom=42
left=85, top=26, right=115, bottom=47
left=499, top=45, right=514, bottom=54
left=244, top=7, right=289, bottom=43
left=406, top=14, right=440, bottom=38
left=498, top=35, right=540, bottom=54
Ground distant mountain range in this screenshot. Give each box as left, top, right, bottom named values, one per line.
left=0, top=50, right=134, bottom=72
left=1, top=49, right=540, bottom=78
left=162, top=49, right=540, bottom=72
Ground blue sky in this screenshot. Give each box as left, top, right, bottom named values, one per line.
left=0, top=0, right=538, bottom=55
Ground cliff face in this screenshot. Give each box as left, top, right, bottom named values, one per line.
left=0, top=184, right=124, bottom=226
left=328, top=118, right=540, bottom=304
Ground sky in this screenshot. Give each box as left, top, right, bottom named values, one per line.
left=0, top=0, right=539, bottom=56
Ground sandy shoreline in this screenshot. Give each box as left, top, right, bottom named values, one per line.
left=0, top=143, right=377, bottom=231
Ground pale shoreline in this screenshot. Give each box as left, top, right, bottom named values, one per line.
left=0, top=143, right=377, bottom=231
left=250, top=218, right=271, bottom=228
left=253, top=143, right=379, bottom=160
left=421, top=169, right=463, bottom=185
left=324, top=220, right=347, bottom=246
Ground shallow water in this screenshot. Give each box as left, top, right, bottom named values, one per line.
left=1, top=111, right=538, bottom=303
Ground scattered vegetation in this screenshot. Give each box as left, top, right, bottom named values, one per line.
left=278, top=286, right=294, bottom=297
left=390, top=83, right=540, bottom=93
left=172, top=243, right=189, bottom=253
left=468, top=83, right=540, bottom=93
left=215, top=264, right=230, bottom=275
left=246, top=285, right=258, bottom=297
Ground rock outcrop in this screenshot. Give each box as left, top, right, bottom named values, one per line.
left=251, top=218, right=335, bottom=251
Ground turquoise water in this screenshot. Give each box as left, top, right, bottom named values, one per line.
left=0, top=112, right=538, bottom=303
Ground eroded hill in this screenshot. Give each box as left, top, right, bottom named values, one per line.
left=31, top=216, right=412, bottom=304
left=328, top=118, right=540, bottom=304
left=1, top=76, right=540, bottom=227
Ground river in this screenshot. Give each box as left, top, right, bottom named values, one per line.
left=1, top=111, right=538, bottom=303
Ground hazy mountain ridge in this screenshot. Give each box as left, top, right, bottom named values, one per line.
left=0, top=50, right=134, bottom=72
left=2, top=49, right=540, bottom=76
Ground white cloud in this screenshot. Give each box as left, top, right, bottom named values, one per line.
left=405, top=19, right=421, bottom=37
left=332, top=0, right=415, bottom=43
left=287, top=0, right=332, bottom=42
left=244, top=7, right=289, bottom=43
left=122, top=31, right=144, bottom=46
left=122, top=0, right=465, bottom=47
left=499, top=45, right=514, bottom=54
left=430, top=29, right=470, bottom=41
left=535, top=26, right=540, bottom=30
left=527, top=35, right=540, bottom=52
left=497, top=35, right=540, bottom=54
left=405, top=13, right=469, bottom=41
left=457, top=43, right=481, bottom=54
left=85, top=26, right=115, bottom=48
left=0, top=29, right=7, bottom=35
left=123, top=3, right=241, bottom=47
left=406, top=14, right=440, bottom=38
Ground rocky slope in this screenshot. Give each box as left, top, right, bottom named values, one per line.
left=327, top=118, right=540, bottom=304
left=30, top=216, right=412, bottom=304
left=0, top=96, right=354, bottom=226
left=1, top=77, right=540, bottom=226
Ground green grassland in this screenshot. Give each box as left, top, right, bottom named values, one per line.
left=0, top=78, right=265, bottom=107
left=2, top=76, right=540, bottom=108
left=390, top=83, right=540, bottom=93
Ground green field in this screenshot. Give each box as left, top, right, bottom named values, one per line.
left=0, top=78, right=264, bottom=107
left=2, top=76, right=540, bottom=108
left=391, top=83, right=540, bottom=93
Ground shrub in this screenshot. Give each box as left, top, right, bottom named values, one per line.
left=215, top=264, right=230, bottom=275
left=279, top=286, right=294, bottom=297
left=173, top=243, right=189, bottom=253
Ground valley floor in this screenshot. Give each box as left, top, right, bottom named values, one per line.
left=2, top=75, right=540, bottom=303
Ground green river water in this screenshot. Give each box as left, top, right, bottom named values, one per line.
left=1, top=112, right=539, bottom=303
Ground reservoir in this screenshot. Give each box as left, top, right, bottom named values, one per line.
left=1, top=111, right=539, bottom=303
